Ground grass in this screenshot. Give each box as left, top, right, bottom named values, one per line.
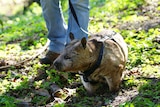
left=0, top=0, right=160, bottom=107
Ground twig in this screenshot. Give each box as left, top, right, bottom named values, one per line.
left=0, top=40, right=49, bottom=71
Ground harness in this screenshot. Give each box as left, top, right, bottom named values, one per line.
left=82, top=43, right=104, bottom=84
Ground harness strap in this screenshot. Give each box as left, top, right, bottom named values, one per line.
left=82, top=43, right=104, bottom=83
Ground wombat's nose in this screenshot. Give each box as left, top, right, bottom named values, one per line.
left=53, top=61, right=61, bottom=71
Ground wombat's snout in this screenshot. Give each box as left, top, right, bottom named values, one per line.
left=53, top=61, right=62, bottom=71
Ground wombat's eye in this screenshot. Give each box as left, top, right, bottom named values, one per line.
left=64, top=55, right=70, bottom=59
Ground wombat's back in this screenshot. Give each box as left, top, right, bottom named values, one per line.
left=91, top=30, right=128, bottom=62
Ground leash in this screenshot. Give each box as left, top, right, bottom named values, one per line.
left=69, top=0, right=92, bottom=35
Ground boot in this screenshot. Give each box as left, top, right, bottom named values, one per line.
left=40, top=51, right=59, bottom=65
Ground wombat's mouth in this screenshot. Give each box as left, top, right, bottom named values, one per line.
left=53, top=61, right=78, bottom=73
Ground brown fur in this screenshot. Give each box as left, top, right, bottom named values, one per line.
left=54, top=30, right=128, bottom=94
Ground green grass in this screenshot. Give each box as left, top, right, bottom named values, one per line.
left=0, top=0, right=160, bottom=107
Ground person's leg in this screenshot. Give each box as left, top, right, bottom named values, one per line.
left=40, top=0, right=67, bottom=64
left=67, top=0, right=89, bottom=43
left=40, top=0, right=67, bottom=53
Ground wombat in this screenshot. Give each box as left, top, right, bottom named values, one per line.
left=54, top=30, right=128, bottom=94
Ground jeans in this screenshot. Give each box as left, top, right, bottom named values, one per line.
left=40, top=0, right=89, bottom=54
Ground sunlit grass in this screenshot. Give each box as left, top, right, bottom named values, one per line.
left=0, top=0, right=159, bottom=106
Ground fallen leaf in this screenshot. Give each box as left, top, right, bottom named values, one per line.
left=53, top=97, right=65, bottom=104
left=50, top=83, right=63, bottom=98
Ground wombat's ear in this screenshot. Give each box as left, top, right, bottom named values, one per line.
left=81, top=37, right=87, bottom=49
left=69, top=32, right=75, bottom=41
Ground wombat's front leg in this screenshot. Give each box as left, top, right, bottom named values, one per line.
left=80, top=75, right=99, bottom=94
